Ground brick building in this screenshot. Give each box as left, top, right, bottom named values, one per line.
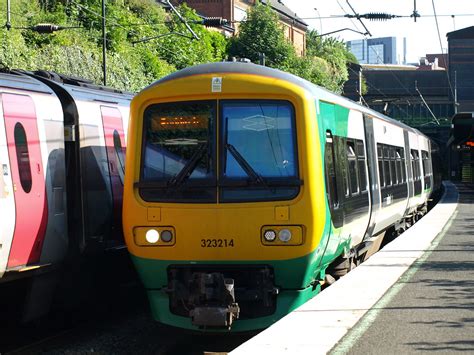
left=165, top=0, right=307, bottom=56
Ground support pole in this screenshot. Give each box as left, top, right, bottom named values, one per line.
left=102, top=0, right=107, bottom=86
left=6, top=0, right=11, bottom=30
left=454, top=70, right=458, bottom=114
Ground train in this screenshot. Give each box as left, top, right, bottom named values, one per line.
left=122, top=62, right=442, bottom=332
left=0, top=69, right=132, bottom=322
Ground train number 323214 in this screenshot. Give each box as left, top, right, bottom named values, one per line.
left=200, top=239, right=235, bottom=248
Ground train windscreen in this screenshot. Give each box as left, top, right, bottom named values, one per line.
left=140, top=100, right=216, bottom=203
left=219, top=100, right=300, bottom=202
left=139, top=99, right=300, bottom=203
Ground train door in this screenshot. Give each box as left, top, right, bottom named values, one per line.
left=100, top=106, right=126, bottom=244
left=0, top=96, right=16, bottom=276
left=2, top=93, right=47, bottom=268
left=362, top=115, right=380, bottom=238
left=318, top=101, right=345, bottom=266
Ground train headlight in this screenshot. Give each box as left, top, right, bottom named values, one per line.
left=263, top=230, right=277, bottom=242
left=161, top=230, right=173, bottom=243
left=146, top=229, right=160, bottom=244
left=261, top=226, right=302, bottom=246
left=278, top=229, right=292, bottom=242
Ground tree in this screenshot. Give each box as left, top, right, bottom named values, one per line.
left=305, top=29, right=356, bottom=93
left=227, top=2, right=295, bottom=68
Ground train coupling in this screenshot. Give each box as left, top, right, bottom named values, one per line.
left=188, top=273, right=240, bottom=329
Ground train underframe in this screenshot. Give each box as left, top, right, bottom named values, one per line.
left=326, top=201, right=430, bottom=281
left=164, top=265, right=279, bottom=329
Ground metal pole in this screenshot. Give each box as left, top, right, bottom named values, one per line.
left=102, top=0, right=107, bottom=86
left=454, top=70, right=458, bottom=114
left=259, top=52, right=265, bottom=66
left=358, top=68, right=362, bottom=104
left=6, top=0, right=11, bottom=30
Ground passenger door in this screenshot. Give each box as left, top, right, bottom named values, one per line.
left=2, top=93, right=47, bottom=268
left=100, top=106, right=126, bottom=245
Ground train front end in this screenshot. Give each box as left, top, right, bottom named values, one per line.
left=123, top=63, right=328, bottom=331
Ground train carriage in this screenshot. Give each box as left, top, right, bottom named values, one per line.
left=0, top=70, right=132, bottom=322
left=123, top=62, right=436, bottom=331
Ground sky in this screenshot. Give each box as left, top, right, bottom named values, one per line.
left=287, top=0, right=474, bottom=63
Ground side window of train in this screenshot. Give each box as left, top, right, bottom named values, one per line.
left=410, top=149, right=420, bottom=181
left=355, top=140, right=367, bottom=193
left=389, top=146, right=397, bottom=185
left=324, top=131, right=339, bottom=209
left=113, top=130, right=125, bottom=173
left=377, top=144, right=384, bottom=188
left=422, top=150, right=431, bottom=189
left=383, top=145, right=391, bottom=187
left=14, top=123, right=33, bottom=193
left=347, top=140, right=359, bottom=196
left=397, top=147, right=406, bottom=183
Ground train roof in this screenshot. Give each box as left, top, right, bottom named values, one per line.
left=146, top=62, right=424, bottom=137
left=0, top=69, right=56, bottom=95
left=1, top=69, right=133, bottom=105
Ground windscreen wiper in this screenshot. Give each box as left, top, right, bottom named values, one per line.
left=168, top=143, right=208, bottom=187
left=225, top=143, right=266, bottom=186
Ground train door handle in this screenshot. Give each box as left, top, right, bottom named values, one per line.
left=36, top=163, right=41, bottom=174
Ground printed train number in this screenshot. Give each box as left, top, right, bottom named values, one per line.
left=200, top=238, right=234, bottom=248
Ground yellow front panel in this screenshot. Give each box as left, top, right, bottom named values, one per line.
left=123, top=72, right=327, bottom=261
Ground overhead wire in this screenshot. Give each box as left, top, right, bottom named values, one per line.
left=431, top=0, right=455, bottom=101
left=347, top=65, right=411, bottom=118
left=334, top=0, right=439, bottom=122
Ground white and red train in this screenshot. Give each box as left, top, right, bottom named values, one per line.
left=0, top=69, right=132, bottom=321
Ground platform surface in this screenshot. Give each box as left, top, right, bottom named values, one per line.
left=231, top=182, right=460, bottom=354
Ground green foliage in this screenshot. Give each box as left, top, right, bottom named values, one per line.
left=0, top=0, right=225, bottom=91
left=305, top=29, right=357, bottom=93
left=227, top=2, right=295, bottom=68
left=0, top=1, right=353, bottom=94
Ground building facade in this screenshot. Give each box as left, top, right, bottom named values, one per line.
left=447, top=26, right=474, bottom=112
left=347, top=37, right=406, bottom=65
left=167, top=0, right=307, bottom=56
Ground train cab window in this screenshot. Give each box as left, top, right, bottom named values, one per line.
left=347, top=141, right=359, bottom=195
left=220, top=100, right=299, bottom=202
left=141, top=100, right=217, bottom=202
left=324, top=131, right=339, bottom=209
left=14, top=123, right=32, bottom=193
left=356, top=140, right=367, bottom=192
left=383, top=146, right=391, bottom=187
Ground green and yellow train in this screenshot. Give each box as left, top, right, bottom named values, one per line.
left=123, top=62, right=440, bottom=331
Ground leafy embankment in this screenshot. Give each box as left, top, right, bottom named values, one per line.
left=0, top=0, right=355, bottom=93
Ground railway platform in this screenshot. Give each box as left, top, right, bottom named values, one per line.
left=231, top=181, right=468, bottom=354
